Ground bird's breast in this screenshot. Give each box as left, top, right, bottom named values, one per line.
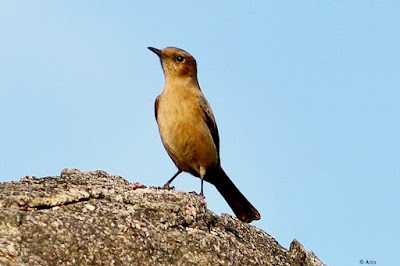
left=156, top=90, right=218, bottom=173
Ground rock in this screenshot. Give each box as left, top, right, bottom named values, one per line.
left=288, top=239, right=326, bottom=266
left=0, top=168, right=325, bottom=265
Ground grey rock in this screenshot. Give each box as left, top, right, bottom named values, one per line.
left=288, top=239, right=326, bottom=266
left=0, top=168, right=325, bottom=266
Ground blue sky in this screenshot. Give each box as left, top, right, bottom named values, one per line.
left=1, top=1, right=399, bottom=265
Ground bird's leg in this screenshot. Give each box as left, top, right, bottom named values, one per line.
left=162, top=170, right=182, bottom=189
left=200, top=167, right=206, bottom=197
left=200, top=176, right=204, bottom=196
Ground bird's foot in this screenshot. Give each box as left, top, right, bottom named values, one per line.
left=161, top=184, right=175, bottom=190
left=189, top=191, right=205, bottom=198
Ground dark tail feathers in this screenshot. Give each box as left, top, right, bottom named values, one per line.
left=205, top=167, right=260, bottom=223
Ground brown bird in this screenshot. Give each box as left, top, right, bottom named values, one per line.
left=148, top=46, right=260, bottom=223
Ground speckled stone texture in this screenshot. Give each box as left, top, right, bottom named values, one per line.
left=0, top=168, right=325, bottom=266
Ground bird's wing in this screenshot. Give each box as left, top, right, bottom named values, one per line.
left=199, top=96, right=220, bottom=157
left=154, top=95, right=160, bottom=121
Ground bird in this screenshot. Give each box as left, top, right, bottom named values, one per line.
left=148, top=46, right=260, bottom=223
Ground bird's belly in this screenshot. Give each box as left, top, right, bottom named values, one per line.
left=157, top=104, right=217, bottom=175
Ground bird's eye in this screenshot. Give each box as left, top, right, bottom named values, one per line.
left=176, top=56, right=185, bottom=63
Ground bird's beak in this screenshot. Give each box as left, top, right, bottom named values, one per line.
left=148, top=47, right=162, bottom=58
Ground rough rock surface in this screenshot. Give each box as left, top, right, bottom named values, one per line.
left=0, top=169, right=325, bottom=265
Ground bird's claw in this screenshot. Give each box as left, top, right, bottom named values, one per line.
left=161, top=184, right=175, bottom=190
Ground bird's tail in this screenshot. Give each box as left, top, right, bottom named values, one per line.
left=205, top=167, right=261, bottom=223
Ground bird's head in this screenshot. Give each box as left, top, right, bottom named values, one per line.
left=148, top=47, right=198, bottom=81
